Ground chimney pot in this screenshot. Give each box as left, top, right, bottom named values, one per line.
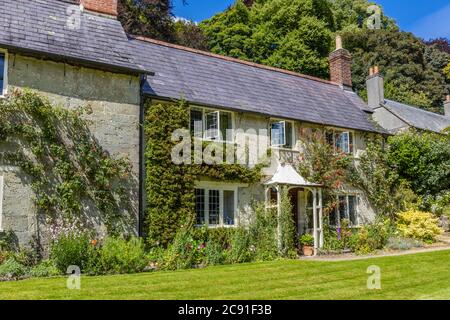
left=336, top=36, right=343, bottom=50
left=79, top=0, right=118, bottom=16
left=445, top=95, right=450, bottom=117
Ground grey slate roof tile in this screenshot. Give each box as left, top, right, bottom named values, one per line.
left=0, top=0, right=151, bottom=74
left=130, top=38, right=384, bottom=133
left=384, top=100, right=450, bottom=133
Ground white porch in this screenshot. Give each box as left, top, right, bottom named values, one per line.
left=264, top=164, right=324, bottom=256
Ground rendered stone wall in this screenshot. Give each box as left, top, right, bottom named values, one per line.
left=0, top=53, right=141, bottom=245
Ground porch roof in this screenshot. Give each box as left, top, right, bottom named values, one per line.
left=264, top=164, right=322, bottom=187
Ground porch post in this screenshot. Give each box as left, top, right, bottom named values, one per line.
left=276, top=185, right=282, bottom=251
left=319, top=188, right=324, bottom=248
left=312, top=188, right=318, bottom=256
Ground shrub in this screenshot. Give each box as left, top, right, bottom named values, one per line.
left=0, top=230, right=18, bottom=252
left=386, top=237, right=423, bottom=251
left=204, top=241, right=226, bottom=266
left=50, top=232, right=95, bottom=273
left=29, top=260, right=61, bottom=278
left=226, top=228, right=254, bottom=264
left=299, top=234, right=314, bottom=246
left=396, top=210, right=443, bottom=243
left=95, top=237, right=147, bottom=275
left=249, top=204, right=278, bottom=261
left=162, top=229, right=202, bottom=270
left=0, top=258, right=28, bottom=279
left=350, top=219, right=393, bottom=255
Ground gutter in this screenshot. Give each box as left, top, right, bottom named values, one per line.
left=138, top=74, right=148, bottom=237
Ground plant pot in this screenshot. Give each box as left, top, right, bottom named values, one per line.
left=302, top=245, right=314, bottom=256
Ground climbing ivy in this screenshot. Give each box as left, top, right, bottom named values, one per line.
left=144, top=100, right=264, bottom=247
left=0, top=89, right=134, bottom=234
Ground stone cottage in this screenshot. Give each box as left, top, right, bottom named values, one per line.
left=0, top=0, right=411, bottom=254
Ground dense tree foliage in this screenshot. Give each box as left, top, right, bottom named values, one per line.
left=387, top=131, right=450, bottom=196
left=199, top=0, right=449, bottom=112
left=118, top=0, right=208, bottom=50
left=343, top=29, right=449, bottom=113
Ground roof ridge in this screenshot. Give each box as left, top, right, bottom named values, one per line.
left=129, top=35, right=338, bottom=87
left=385, top=99, right=448, bottom=118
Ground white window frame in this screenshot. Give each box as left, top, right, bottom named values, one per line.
left=0, top=49, right=8, bottom=97
left=270, top=118, right=295, bottom=149
left=325, top=128, right=354, bottom=155
left=189, top=106, right=235, bottom=143
left=0, top=176, right=4, bottom=231
left=194, top=182, right=244, bottom=228
left=330, top=194, right=360, bottom=228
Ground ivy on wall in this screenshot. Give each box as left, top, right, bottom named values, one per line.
left=0, top=90, right=134, bottom=234
left=144, top=100, right=264, bottom=247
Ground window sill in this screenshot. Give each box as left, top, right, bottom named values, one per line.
left=195, top=224, right=237, bottom=229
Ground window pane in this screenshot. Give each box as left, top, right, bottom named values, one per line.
left=205, top=111, right=219, bottom=139
left=349, top=196, right=357, bottom=225
left=195, top=189, right=205, bottom=225
left=336, top=132, right=350, bottom=153
left=329, top=207, right=337, bottom=226
left=285, top=122, right=293, bottom=148
left=209, top=190, right=220, bottom=225
left=338, top=195, right=347, bottom=222
left=190, top=109, right=203, bottom=137
left=0, top=53, right=4, bottom=91
left=271, top=122, right=285, bottom=146
left=349, top=132, right=354, bottom=154
left=220, top=112, right=232, bottom=141
left=223, top=190, right=235, bottom=225
left=326, top=131, right=334, bottom=146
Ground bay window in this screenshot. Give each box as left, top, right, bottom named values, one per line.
left=195, top=187, right=237, bottom=227
left=190, top=107, right=233, bottom=142
left=270, top=120, right=293, bottom=148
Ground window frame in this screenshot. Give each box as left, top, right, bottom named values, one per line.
left=189, top=106, right=235, bottom=143
left=329, top=194, right=360, bottom=228
left=0, top=49, right=8, bottom=97
left=270, top=118, right=295, bottom=149
left=324, top=128, right=354, bottom=155
left=0, top=176, right=4, bottom=231
left=194, top=182, right=241, bottom=228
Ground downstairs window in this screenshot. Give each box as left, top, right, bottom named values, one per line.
left=195, top=187, right=236, bottom=227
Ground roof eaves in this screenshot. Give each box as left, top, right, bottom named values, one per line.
left=1, top=42, right=154, bottom=76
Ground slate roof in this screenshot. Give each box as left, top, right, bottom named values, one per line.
left=0, top=0, right=151, bottom=74
left=384, top=99, right=450, bottom=134
left=130, top=37, right=384, bottom=133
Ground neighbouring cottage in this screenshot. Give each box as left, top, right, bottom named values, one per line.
left=367, top=67, right=450, bottom=134
left=2, top=0, right=443, bottom=255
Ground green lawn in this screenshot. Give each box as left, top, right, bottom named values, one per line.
left=1, top=250, right=450, bottom=300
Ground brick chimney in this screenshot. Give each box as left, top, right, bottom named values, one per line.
left=80, top=0, right=118, bottom=16
left=445, top=95, right=450, bottom=117
left=366, top=66, right=385, bottom=109
left=329, top=36, right=353, bottom=89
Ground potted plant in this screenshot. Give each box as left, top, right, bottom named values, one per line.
left=299, top=234, right=315, bottom=256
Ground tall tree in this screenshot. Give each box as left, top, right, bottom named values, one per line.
left=118, top=0, right=208, bottom=50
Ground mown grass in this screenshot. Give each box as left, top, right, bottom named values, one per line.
left=1, top=250, right=450, bottom=300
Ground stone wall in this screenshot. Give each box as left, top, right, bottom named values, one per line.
left=0, top=53, right=141, bottom=245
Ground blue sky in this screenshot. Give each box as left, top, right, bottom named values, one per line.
left=173, top=0, right=450, bottom=40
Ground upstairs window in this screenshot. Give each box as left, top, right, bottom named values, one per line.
left=0, top=51, right=7, bottom=96
left=270, top=120, right=293, bottom=148
left=326, top=130, right=354, bottom=154
left=190, top=107, right=233, bottom=142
